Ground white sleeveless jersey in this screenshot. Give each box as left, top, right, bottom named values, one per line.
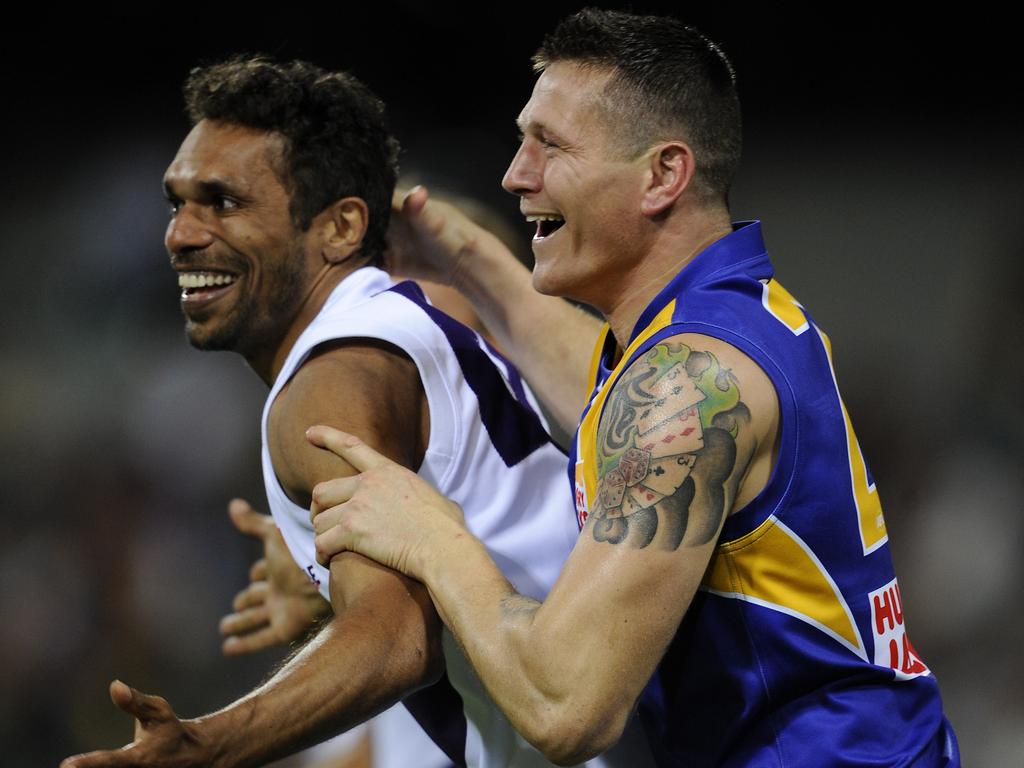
left=261, top=268, right=654, bottom=768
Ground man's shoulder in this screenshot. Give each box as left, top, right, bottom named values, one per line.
left=598, top=330, right=779, bottom=518
left=274, top=339, right=421, bottom=431
left=268, top=339, right=426, bottom=505
left=610, top=331, right=778, bottom=416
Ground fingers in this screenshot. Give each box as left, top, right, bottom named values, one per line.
left=249, top=557, right=268, bottom=582
left=305, top=426, right=393, bottom=473
left=314, top=525, right=352, bottom=567
left=227, top=498, right=273, bottom=539
left=60, top=683, right=162, bottom=767
left=311, top=504, right=344, bottom=537
left=222, top=624, right=283, bottom=656
left=220, top=604, right=270, bottom=639
left=310, top=476, right=360, bottom=521
left=221, top=607, right=279, bottom=655
left=401, top=184, right=429, bottom=216
left=61, top=749, right=135, bottom=768
left=232, top=580, right=270, bottom=612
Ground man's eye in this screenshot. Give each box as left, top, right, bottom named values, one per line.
left=166, top=198, right=182, bottom=217
left=214, top=196, right=239, bottom=211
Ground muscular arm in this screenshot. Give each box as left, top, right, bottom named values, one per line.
left=389, top=187, right=602, bottom=433
left=311, top=333, right=778, bottom=765
left=214, top=340, right=440, bottom=762
left=64, top=341, right=442, bottom=768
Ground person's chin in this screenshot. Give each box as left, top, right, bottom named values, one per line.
left=530, top=265, right=561, bottom=297
left=530, top=258, right=577, bottom=299
left=184, top=319, right=236, bottom=352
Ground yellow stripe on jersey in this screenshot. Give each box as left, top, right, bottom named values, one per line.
left=703, top=515, right=867, bottom=659
left=817, top=328, right=889, bottom=555
left=584, top=326, right=609, bottom=407
left=761, top=279, right=809, bottom=336
left=576, top=301, right=679, bottom=524
left=629, top=300, right=680, bottom=356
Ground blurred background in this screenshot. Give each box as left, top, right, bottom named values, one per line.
left=1, top=3, right=1020, bottom=766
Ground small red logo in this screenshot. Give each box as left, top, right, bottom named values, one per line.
left=868, top=578, right=928, bottom=679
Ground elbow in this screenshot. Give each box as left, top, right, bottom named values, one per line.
left=418, top=629, right=446, bottom=686
left=521, top=698, right=632, bottom=766
left=396, top=610, right=446, bottom=691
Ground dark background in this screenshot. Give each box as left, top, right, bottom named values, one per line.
left=2, top=4, right=1021, bottom=766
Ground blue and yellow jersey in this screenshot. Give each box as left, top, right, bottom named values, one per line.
left=568, top=222, right=959, bottom=767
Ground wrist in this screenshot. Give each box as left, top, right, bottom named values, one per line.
left=450, top=227, right=530, bottom=299
left=415, top=511, right=472, bottom=583
left=189, top=709, right=242, bottom=768
left=419, top=523, right=491, bottom=595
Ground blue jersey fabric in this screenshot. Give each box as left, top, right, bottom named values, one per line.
left=568, top=222, right=959, bottom=767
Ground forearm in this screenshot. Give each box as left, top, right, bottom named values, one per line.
left=450, top=234, right=602, bottom=434
left=421, top=536, right=622, bottom=764
left=197, top=573, right=442, bottom=768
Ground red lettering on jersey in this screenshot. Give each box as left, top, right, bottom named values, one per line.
left=575, top=483, right=589, bottom=529
left=901, top=634, right=928, bottom=675
left=574, top=461, right=590, bottom=530
left=868, top=578, right=929, bottom=680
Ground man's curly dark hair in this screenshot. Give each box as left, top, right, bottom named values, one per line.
left=184, top=56, right=399, bottom=266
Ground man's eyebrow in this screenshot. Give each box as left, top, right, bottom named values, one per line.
left=163, top=177, right=243, bottom=198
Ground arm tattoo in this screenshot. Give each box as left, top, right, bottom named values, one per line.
left=589, top=341, right=750, bottom=551
left=500, top=594, right=541, bottom=619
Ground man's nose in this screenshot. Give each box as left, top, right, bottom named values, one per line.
left=501, top=142, right=542, bottom=196
left=165, top=204, right=214, bottom=254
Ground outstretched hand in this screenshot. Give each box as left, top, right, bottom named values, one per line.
left=306, top=425, right=467, bottom=581
left=385, top=185, right=510, bottom=289
left=60, top=681, right=205, bottom=768
left=220, top=499, right=330, bottom=655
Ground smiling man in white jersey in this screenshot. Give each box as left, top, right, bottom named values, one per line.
left=61, top=56, right=652, bottom=768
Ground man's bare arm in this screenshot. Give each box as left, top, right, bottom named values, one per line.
left=63, top=341, right=443, bottom=768
left=388, top=186, right=602, bottom=433
left=308, top=333, right=779, bottom=764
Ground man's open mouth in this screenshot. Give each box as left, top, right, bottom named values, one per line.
left=527, top=214, right=565, bottom=239
left=178, top=270, right=238, bottom=299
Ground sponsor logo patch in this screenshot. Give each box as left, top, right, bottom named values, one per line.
left=869, top=578, right=929, bottom=680
left=574, top=460, right=589, bottom=530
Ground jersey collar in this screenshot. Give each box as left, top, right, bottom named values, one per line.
left=627, top=220, right=771, bottom=346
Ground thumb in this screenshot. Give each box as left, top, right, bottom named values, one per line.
left=306, top=426, right=391, bottom=472
left=109, top=680, right=169, bottom=724
left=227, top=498, right=272, bottom=539
left=400, top=184, right=429, bottom=217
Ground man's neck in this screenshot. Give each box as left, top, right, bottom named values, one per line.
left=603, top=206, right=733, bottom=349
left=246, top=260, right=368, bottom=386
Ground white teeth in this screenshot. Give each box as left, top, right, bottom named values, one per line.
left=525, top=214, right=564, bottom=222
left=178, top=272, right=237, bottom=289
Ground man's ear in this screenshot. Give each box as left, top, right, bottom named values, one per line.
left=318, top=197, right=370, bottom=264
left=640, top=142, right=696, bottom=217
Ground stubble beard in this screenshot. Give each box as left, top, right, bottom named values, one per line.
left=184, top=243, right=308, bottom=358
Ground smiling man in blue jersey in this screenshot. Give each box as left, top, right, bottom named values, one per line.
left=307, top=9, right=961, bottom=767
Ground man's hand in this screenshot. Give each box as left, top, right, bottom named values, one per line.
left=60, top=681, right=208, bottom=768
left=385, top=186, right=508, bottom=289
left=220, top=499, right=330, bottom=655
left=306, top=426, right=467, bottom=580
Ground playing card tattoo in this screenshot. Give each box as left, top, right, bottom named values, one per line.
left=590, top=341, right=750, bottom=550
